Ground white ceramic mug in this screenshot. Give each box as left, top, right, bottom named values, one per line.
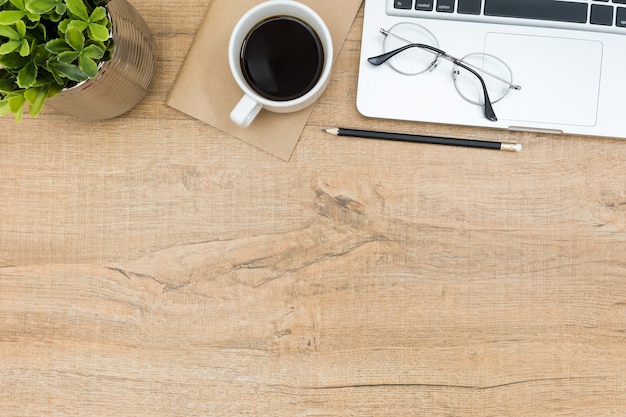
left=228, top=0, right=333, bottom=128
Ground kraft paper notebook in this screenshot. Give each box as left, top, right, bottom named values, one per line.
left=166, top=0, right=363, bottom=161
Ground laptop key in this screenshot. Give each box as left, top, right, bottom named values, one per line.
left=484, top=0, right=588, bottom=24
left=458, top=0, right=482, bottom=15
left=436, top=0, right=455, bottom=13
left=415, top=0, right=435, bottom=11
left=617, top=7, right=626, bottom=26
left=591, top=4, right=614, bottom=25
left=394, top=0, right=413, bottom=10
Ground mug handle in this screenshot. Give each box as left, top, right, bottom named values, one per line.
left=230, top=94, right=263, bottom=128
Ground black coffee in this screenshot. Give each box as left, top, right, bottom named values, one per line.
left=240, top=16, right=324, bottom=101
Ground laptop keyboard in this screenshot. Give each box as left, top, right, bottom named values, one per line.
left=387, top=0, right=626, bottom=34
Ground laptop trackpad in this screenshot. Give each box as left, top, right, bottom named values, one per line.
left=484, top=33, right=602, bottom=127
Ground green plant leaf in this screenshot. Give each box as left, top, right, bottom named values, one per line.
left=9, top=99, right=24, bottom=117
left=54, top=2, right=65, bottom=15
left=49, top=61, right=86, bottom=82
left=45, top=39, right=67, bottom=54
left=0, top=98, right=10, bottom=116
left=0, top=40, right=22, bottom=54
left=47, top=62, right=64, bottom=84
left=78, top=54, right=97, bottom=77
left=0, top=10, right=26, bottom=25
left=65, top=0, right=89, bottom=21
left=65, top=26, right=84, bottom=51
left=0, top=25, right=20, bottom=40
left=31, top=43, right=51, bottom=61
left=9, top=0, right=26, bottom=9
left=81, top=43, right=103, bottom=59
left=15, top=19, right=26, bottom=36
left=24, top=84, right=48, bottom=116
left=88, top=39, right=106, bottom=50
left=90, top=6, right=107, bottom=22
left=44, top=38, right=70, bottom=53
left=28, top=21, right=47, bottom=43
left=87, top=22, right=108, bottom=41
left=18, top=38, right=29, bottom=55
left=5, top=0, right=39, bottom=22
left=8, top=93, right=25, bottom=121
left=28, top=93, right=45, bottom=115
left=46, top=81, right=62, bottom=97
left=16, top=60, right=36, bottom=87
left=0, top=77, right=16, bottom=92
left=0, top=52, right=28, bottom=68
left=56, top=49, right=79, bottom=63
left=25, top=0, right=56, bottom=14
left=57, top=18, right=69, bottom=33
left=23, top=85, right=37, bottom=101
left=67, top=19, right=88, bottom=32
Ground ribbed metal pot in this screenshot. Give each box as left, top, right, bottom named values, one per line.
left=46, top=0, right=156, bottom=120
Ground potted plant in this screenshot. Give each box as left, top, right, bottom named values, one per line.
left=0, top=0, right=155, bottom=121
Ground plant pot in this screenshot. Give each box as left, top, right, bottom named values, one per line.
left=46, top=0, right=156, bottom=120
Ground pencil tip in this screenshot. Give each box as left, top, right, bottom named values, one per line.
left=323, top=128, right=339, bottom=135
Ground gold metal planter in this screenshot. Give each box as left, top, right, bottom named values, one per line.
left=46, top=0, right=156, bottom=120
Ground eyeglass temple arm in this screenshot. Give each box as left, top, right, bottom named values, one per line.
left=452, top=59, right=497, bottom=122
left=367, top=43, right=433, bottom=66
left=367, top=45, right=498, bottom=122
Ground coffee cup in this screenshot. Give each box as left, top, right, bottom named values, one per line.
left=228, top=0, right=333, bottom=128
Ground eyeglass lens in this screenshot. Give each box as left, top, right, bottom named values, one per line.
left=382, top=22, right=440, bottom=75
left=453, top=53, right=513, bottom=105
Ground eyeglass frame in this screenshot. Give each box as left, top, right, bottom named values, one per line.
left=367, top=27, right=522, bottom=122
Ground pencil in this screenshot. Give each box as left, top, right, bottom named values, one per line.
left=323, top=127, right=521, bottom=152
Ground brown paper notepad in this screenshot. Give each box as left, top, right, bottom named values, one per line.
left=166, top=0, right=363, bottom=161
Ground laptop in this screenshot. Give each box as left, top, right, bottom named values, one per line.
left=356, top=0, right=626, bottom=139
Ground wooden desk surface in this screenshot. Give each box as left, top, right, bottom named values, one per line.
left=2, top=1, right=625, bottom=415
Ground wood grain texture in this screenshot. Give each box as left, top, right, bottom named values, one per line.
left=1, top=1, right=625, bottom=416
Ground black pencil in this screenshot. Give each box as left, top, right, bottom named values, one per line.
left=324, top=127, right=521, bottom=152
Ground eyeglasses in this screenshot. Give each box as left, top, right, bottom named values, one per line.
left=367, top=22, right=521, bottom=122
